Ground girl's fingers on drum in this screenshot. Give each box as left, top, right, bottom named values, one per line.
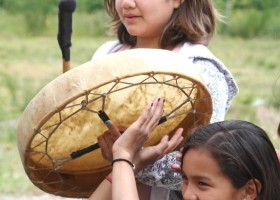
left=145, top=98, right=165, bottom=130
left=176, top=154, right=182, bottom=161
left=136, top=99, right=155, bottom=126
left=97, top=134, right=112, bottom=160
left=136, top=97, right=164, bottom=130
left=163, top=128, right=184, bottom=154
left=104, top=131, right=116, bottom=149
left=169, top=128, right=184, bottom=145
left=171, top=164, right=182, bottom=173
left=106, top=121, right=121, bottom=141
left=149, top=97, right=163, bottom=117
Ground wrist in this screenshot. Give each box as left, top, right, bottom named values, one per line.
left=132, top=159, right=144, bottom=174
left=112, top=158, right=136, bottom=170
left=112, top=150, right=133, bottom=161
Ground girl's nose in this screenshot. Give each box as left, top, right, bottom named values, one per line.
left=121, top=0, right=136, bottom=9
left=182, top=186, right=198, bottom=200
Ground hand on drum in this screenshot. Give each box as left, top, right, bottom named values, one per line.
left=97, top=97, right=184, bottom=172
left=97, top=122, right=123, bottom=161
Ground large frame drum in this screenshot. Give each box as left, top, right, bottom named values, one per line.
left=17, top=49, right=212, bottom=198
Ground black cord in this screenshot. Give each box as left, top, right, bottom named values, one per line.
left=112, top=158, right=135, bottom=170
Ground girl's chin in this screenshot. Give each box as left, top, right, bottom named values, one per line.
left=125, top=27, right=142, bottom=37
left=126, top=30, right=139, bottom=36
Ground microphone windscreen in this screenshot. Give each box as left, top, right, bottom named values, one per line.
left=59, top=0, right=76, bottom=13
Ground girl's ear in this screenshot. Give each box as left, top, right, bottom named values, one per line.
left=243, top=179, right=261, bottom=200
left=173, top=0, right=184, bottom=9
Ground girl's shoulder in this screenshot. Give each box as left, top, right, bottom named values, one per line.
left=91, top=40, right=123, bottom=60
left=179, top=42, right=216, bottom=60
left=179, top=42, right=234, bottom=79
left=179, top=42, right=239, bottom=110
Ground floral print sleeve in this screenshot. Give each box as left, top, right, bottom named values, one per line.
left=193, top=56, right=238, bottom=123
left=136, top=151, right=182, bottom=190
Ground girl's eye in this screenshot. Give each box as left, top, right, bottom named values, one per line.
left=198, top=181, right=209, bottom=187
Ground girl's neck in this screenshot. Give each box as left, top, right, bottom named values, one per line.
left=133, top=37, right=161, bottom=49
left=132, top=37, right=183, bottom=51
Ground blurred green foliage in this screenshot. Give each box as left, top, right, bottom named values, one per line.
left=215, top=0, right=280, bottom=38
left=2, top=0, right=57, bottom=35
left=0, top=0, right=105, bottom=35
left=77, top=0, right=104, bottom=12
left=215, top=0, right=278, bottom=11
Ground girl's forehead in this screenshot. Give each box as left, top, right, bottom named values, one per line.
left=182, top=148, right=224, bottom=178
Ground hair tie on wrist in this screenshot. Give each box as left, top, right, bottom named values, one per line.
left=105, top=176, right=112, bottom=183
left=112, top=158, right=135, bottom=170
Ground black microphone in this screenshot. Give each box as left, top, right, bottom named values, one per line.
left=57, top=0, right=76, bottom=62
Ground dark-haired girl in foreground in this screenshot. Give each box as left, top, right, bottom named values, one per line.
left=181, top=119, right=280, bottom=200
left=91, top=99, right=280, bottom=200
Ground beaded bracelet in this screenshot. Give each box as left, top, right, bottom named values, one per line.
left=112, top=158, right=135, bottom=170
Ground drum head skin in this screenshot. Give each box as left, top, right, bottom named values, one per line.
left=17, top=49, right=212, bottom=198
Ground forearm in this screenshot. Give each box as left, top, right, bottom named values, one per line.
left=88, top=173, right=112, bottom=200
left=112, top=161, right=139, bottom=200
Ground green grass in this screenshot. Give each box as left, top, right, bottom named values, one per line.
left=0, top=136, right=34, bottom=194
left=0, top=34, right=279, bottom=194
left=210, top=36, right=280, bottom=111
left=210, top=36, right=280, bottom=147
